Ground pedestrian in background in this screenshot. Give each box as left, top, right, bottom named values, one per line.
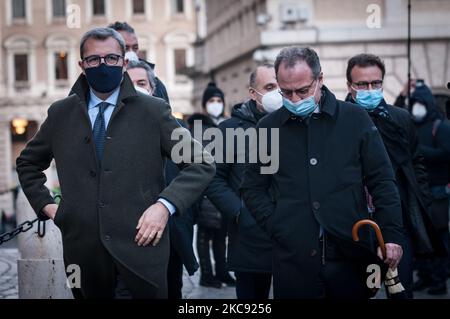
left=345, top=53, right=446, bottom=298
left=188, top=82, right=235, bottom=288
left=207, top=63, right=282, bottom=299
left=108, top=21, right=170, bottom=103
left=410, top=82, right=450, bottom=295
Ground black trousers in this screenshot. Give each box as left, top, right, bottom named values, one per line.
left=167, top=242, right=184, bottom=299
left=70, top=249, right=161, bottom=299
left=235, top=272, right=272, bottom=299
left=416, top=197, right=450, bottom=285
left=197, top=222, right=227, bottom=279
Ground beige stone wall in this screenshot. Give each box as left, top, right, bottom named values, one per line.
left=195, top=0, right=450, bottom=108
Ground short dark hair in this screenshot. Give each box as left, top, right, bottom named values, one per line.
left=346, top=53, right=386, bottom=83
left=108, top=21, right=135, bottom=34
left=274, top=47, right=321, bottom=79
left=80, top=27, right=125, bottom=59
left=126, top=60, right=156, bottom=90
left=249, top=63, right=274, bottom=88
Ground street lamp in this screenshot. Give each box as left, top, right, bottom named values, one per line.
left=12, top=119, right=29, bottom=135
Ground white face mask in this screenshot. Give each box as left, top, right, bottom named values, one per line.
left=206, top=102, right=224, bottom=118
left=125, top=51, right=139, bottom=62
left=134, top=85, right=150, bottom=95
left=257, top=89, right=283, bottom=113
left=412, top=102, right=427, bottom=121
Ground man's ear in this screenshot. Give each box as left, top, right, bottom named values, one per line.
left=346, top=81, right=353, bottom=93
left=248, top=87, right=257, bottom=101
left=78, top=61, right=86, bottom=74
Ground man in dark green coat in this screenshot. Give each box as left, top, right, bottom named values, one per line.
left=16, top=28, right=215, bottom=299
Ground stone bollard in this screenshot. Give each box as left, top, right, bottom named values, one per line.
left=16, top=189, right=73, bottom=299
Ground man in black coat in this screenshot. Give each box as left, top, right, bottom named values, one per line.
left=16, top=28, right=215, bottom=299
left=206, top=64, right=282, bottom=299
left=108, top=21, right=170, bottom=103
left=345, top=54, right=446, bottom=298
left=410, top=83, right=450, bottom=295
left=241, top=47, right=404, bottom=299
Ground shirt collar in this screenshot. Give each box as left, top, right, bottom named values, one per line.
left=88, top=86, right=121, bottom=109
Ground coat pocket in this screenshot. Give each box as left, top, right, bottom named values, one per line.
left=53, top=199, right=65, bottom=227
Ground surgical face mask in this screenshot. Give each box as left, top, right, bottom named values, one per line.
left=255, top=89, right=283, bottom=113
left=85, top=64, right=123, bottom=93
left=354, top=88, right=384, bottom=110
left=125, top=51, right=139, bottom=62
left=134, top=85, right=150, bottom=95
left=283, top=82, right=319, bottom=117
left=206, top=102, right=224, bottom=118
left=412, top=102, right=427, bottom=122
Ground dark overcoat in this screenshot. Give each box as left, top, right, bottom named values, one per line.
left=16, top=73, right=215, bottom=298
left=206, top=100, right=272, bottom=273
left=241, top=86, right=403, bottom=298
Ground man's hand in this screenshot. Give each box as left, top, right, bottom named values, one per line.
left=377, top=243, right=403, bottom=269
left=135, top=202, right=169, bottom=247
left=43, top=203, right=58, bottom=220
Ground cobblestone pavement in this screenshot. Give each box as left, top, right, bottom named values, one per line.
left=1, top=247, right=449, bottom=299
left=0, top=249, right=19, bottom=299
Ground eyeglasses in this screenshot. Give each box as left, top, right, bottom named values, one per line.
left=82, top=54, right=124, bottom=67
left=351, top=80, right=383, bottom=90
left=279, top=79, right=317, bottom=99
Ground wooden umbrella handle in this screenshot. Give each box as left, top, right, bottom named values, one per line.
left=352, top=219, right=386, bottom=258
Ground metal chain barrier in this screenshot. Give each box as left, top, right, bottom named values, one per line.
left=0, top=185, right=51, bottom=245
left=0, top=218, right=47, bottom=246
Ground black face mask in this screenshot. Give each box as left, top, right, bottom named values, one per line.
left=85, top=64, right=123, bottom=93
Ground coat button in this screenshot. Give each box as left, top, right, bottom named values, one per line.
left=312, top=202, right=320, bottom=210
left=99, top=202, right=107, bottom=208
left=310, top=158, right=318, bottom=166
left=104, top=235, right=111, bottom=241
left=90, top=170, right=96, bottom=177
left=310, top=249, right=317, bottom=257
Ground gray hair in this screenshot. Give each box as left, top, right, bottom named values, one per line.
left=80, top=27, right=126, bottom=59
left=249, top=63, right=275, bottom=88
left=126, top=60, right=156, bottom=91
left=274, top=47, right=321, bottom=79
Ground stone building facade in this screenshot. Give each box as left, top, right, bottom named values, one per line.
left=193, top=0, right=450, bottom=112
left=0, top=0, right=198, bottom=216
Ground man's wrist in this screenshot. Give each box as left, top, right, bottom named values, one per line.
left=157, top=198, right=175, bottom=216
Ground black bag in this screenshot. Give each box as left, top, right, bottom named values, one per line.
left=196, top=196, right=222, bottom=229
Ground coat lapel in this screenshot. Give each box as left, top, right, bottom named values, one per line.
left=109, top=72, right=138, bottom=124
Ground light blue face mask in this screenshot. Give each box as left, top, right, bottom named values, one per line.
left=283, top=83, right=319, bottom=117
left=354, top=88, right=383, bottom=110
